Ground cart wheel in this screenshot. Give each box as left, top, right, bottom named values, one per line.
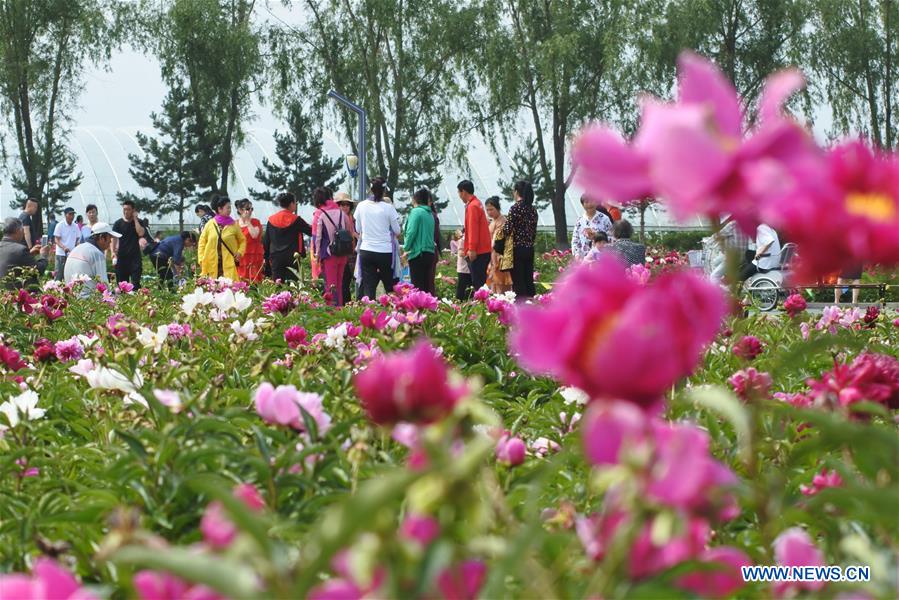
left=746, top=277, right=780, bottom=311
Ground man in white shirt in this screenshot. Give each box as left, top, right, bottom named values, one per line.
left=54, top=207, right=81, bottom=281
left=64, top=222, right=120, bottom=297
left=740, top=223, right=781, bottom=280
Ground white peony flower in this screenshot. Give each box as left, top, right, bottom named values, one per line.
left=81, top=365, right=146, bottom=407
left=42, top=280, right=63, bottom=292
left=559, top=387, right=589, bottom=406
left=181, top=288, right=214, bottom=316
left=323, top=322, right=350, bottom=349
left=213, top=289, right=252, bottom=313
left=153, top=389, right=182, bottom=413
left=0, top=390, right=45, bottom=430
left=69, top=359, right=96, bottom=377
left=136, top=325, right=169, bottom=353
left=230, top=319, right=258, bottom=341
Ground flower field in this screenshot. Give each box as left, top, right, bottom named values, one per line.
left=1, top=253, right=897, bottom=599
left=2, top=53, right=899, bottom=599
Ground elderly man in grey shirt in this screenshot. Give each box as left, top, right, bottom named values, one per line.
left=0, top=217, right=51, bottom=289
left=64, top=222, right=120, bottom=297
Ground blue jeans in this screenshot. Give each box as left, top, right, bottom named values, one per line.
left=55, top=255, right=67, bottom=281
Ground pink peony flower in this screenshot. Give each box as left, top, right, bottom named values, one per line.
left=863, top=305, right=880, bottom=327
left=473, top=287, right=490, bottom=302
left=166, top=323, right=191, bottom=341
left=626, top=263, right=651, bottom=285
left=360, top=307, right=390, bottom=330
left=732, top=335, right=764, bottom=360
left=254, top=383, right=332, bottom=435
left=262, top=291, right=299, bottom=315
left=783, top=293, right=807, bottom=318
left=495, top=434, right=526, bottom=466
left=15, top=289, right=37, bottom=313
left=807, top=352, right=899, bottom=410
left=510, top=255, right=726, bottom=409
left=436, top=560, right=487, bottom=600
left=117, top=281, right=134, bottom=293
left=676, top=546, right=751, bottom=598
left=0, top=558, right=98, bottom=600
left=575, top=509, right=628, bottom=561
left=773, top=527, right=825, bottom=596
left=400, top=513, right=440, bottom=546
left=768, top=140, right=899, bottom=281
left=399, top=290, right=439, bottom=312
left=573, top=51, right=815, bottom=232
left=233, top=483, right=265, bottom=511
left=628, top=516, right=710, bottom=579
left=200, top=501, right=236, bottom=548
left=581, top=401, right=648, bottom=466
left=729, top=367, right=773, bottom=401
left=486, top=297, right=515, bottom=325
left=54, top=338, right=84, bottom=362
left=283, top=325, right=308, bottom=349
left=133, top=570, right=222, bottom=600
left=800, top=468, right=843, bottom=496
left=0, top=343, right=27, bottom=372
left=353, top=340, right=467, bottom=426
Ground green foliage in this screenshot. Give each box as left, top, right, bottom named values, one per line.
left=250, top=102, right=343, bottom=205
left=808, top=0, right=899, bottom=149
left=496, top=136, right=553, bottom=211
left=125, top=84, right=215, bottom=230
left=0, top=0, right=121, bottom=213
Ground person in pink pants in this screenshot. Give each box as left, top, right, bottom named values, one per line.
left=312, top=187, right=350, bottom=306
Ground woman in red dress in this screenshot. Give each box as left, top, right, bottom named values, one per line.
left=235, top=198, right=264, bottom=282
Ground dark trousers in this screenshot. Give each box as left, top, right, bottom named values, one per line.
left=456, top=272, right=473, bottom=301
left=151, top=254, right=174, bottom=289
left=342, top=257, right=355, bottom=303
left=115, top=257, right=142, bottom=287
left=426, top=252, right=438, bottom=295
left=511, top=246, right=536, bottom=298
left=270, top=256, right=298, bottom=282
left=360, top=250, right=394, bottom=299
left=409, top=252, right=434, bottom=292
left=468, top=252, right=491, bottom=292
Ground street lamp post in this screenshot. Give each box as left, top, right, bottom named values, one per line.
left=327, top=91, right=367, bottom=203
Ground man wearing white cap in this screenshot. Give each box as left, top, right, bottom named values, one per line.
left=64, top=222, right=120, bottom=297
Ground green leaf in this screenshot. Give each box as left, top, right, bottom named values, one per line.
left=688, top=385, right=751, bottom=463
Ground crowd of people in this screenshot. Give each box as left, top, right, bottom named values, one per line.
left=0, top=185, right=871, bottom=306
left=0, top=178, right=545, bottom=305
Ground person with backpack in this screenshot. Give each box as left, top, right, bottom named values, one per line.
left=403, top=189, right=436, bottom=292
left=312, top=187, right=353, bottom=306
left=197, top=195, right=246, bottom=280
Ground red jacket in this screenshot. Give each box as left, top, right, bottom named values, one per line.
left=463, top=196, right=492, bottom=255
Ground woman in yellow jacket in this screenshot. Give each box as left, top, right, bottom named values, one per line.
left=198, top=195, right=246, bottom=280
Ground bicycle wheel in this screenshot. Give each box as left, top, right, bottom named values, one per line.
left=746, top=277, right=780, bottom=311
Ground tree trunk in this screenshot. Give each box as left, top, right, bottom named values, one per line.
left=551, top=124, right=569, bottom=249
left=884, top=0, right=894, bottom=149
left=640, top=201, right=647, bottom=243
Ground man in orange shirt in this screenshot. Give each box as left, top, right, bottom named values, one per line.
left=458, top=180, right=492, bottom=293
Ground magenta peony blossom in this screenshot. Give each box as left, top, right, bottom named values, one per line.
left=54, top=338, right=84, bottom=362
left=575, top=509, right=628, bottom=562
left=473, top=287, right=490, bottom=302
left=676, top=546, right=751, bottom=598
left=510, top=255, right=726, bottom=409
left=807, top=352, right=899, bottom=410
left=732, top=335, right=764, bottom=360
left=582, top=401, right=648, bottom=466
left=768, top=140, right=899, bottom=281
left=254, top=383, right=332, bottom=435
left=783, top=293, right=807, bottom=318
left=233, top=483, right=266, bottom=511
left=134, top=570, right=222, bottom=600
left=0, top=343, right=27, bottom=372
left=117, top=281, right=134, bottom=293
left=773, top=528, right=825, bottom=596
left=729, top=367, right=773, bottom=401
left=32, top=338, right=55, bottom=363
left=15, top=288, right=37, bottom=313
left=262, top=291, right=299, bottom=315
left=436, top=560, right=487, bottom=600
left=399, top=290, right=439, bottom=312
left=353, top=340, right=467, bottom=426
left=0, top=558, right=98, bottom=600
left=360, top=307, right=390, bottom=330
left=283, top=325, right=308, bottom=349
left=628, top=516, right=710, bottom=579
left=800, top=468, right=843, bottom=496
left=863, top=305, right=880, bottom=327
left=495, top=434, right=526, bottom=466
left=400, top=513, right=440, bottom=546
left=573, top=52, right=815, bottom=231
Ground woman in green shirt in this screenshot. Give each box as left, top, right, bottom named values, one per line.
left=404, top=189, right=437, bottom=293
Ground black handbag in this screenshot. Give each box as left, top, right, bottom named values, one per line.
left=493, top=237, right=505, bottom=254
